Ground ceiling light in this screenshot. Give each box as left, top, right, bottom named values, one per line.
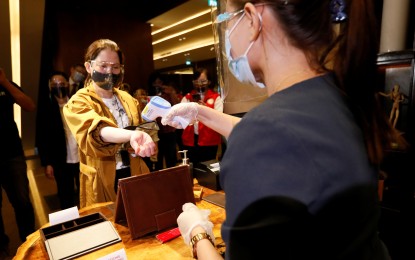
left=151, top=9, right=213, bottom=35
left=152, top=22, right=211, bottom=45
left=154, top=41, right=214, bottom=60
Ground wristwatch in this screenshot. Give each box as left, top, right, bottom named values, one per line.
left=190, top=232, right=214, bottom=259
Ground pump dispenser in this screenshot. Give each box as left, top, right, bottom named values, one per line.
left=179, top=150, right=189, bottom=165
left=179, top=150, right=193, bottom=179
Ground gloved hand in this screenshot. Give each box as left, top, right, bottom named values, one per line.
left=161, top=102, right=199, bottom=129
left=177, top=203, right=215, bottom=245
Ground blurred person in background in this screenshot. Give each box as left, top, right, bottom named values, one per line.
left=180, top=67, right=223, bottom=165
left=0, top=67, right=35, bottom=255
left=36, top=71, right=80, bottom=210
left=68, top=63, right=87, bottom=97
left=148, top=72, right=179, bottom=170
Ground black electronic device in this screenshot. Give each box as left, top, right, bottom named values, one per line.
left=193, top=160, right=221, bottom=191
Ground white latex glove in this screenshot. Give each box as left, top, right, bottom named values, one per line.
left=161, top=102, right=199, bottom=129
left=129, top=130, right=157, bottom=157
left=177, top=203, right=215, bottom=245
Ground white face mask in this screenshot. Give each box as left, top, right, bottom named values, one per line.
left=225, top=13, right=265, bottom=88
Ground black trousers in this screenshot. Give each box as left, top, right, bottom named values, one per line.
left=183, top=134, right=218, bottom=165
left=0, top=155, right=35, bottom=243
left=155, top=132, right=178, bottom=170
left=53, top=162, right=80, bottom=210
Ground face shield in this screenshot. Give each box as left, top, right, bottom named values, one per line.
left=90, top=60, right=124, bottom=90
left=49, top=80, right=69, bottom=99
left=212, top=0, right=267, bottom=114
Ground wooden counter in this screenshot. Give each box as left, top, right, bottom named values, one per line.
left=14, top=188, right=225, bottom=259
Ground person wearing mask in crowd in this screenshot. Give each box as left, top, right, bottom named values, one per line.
left=63, top=39, right=156, bottom=208
left=36, top=71, right=80, bottom=209
left=181, top=68, right=223, bottom=165
left=68, top=63, right=87, bottom=97
left=133, top=88, right=149, bottom=112
left=148, top=72, right=179, bottom=170
left=0, top=68, right=35, bottom=255
left=161, top=0, right=406, bottom=259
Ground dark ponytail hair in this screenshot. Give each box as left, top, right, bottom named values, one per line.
left=247, top=0, right=406, bottom=164
left=329, top=0, right=406, bottom=164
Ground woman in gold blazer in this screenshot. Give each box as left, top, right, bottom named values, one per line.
left=64, top=39, right=156, bottom=208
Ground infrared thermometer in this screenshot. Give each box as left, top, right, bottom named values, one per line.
left=142, top=96, right=189, bottom=128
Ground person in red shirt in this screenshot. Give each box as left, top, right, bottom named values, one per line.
left=180, top=68, right=223, bottom=166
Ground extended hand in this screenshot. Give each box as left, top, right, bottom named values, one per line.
left=129, top=131, right=157, bottom=157
left=161, top=102, right=199, bottom=129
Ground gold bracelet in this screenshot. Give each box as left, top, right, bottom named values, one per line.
left=190, top=232, right=214, bottom=259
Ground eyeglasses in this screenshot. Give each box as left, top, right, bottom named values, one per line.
left=90, top=60, right=124, bottom=73
left=192, top=79, right=210, bottom=86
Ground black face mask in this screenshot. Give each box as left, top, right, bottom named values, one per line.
left=51, top=87, right=68, bottom=99
left=91, top=70, right=121, bottom=90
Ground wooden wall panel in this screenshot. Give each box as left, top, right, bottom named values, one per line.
left=40, top=4, right=154, bottom=98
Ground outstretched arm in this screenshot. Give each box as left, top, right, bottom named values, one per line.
left=0, top=68, right=36, bottom=112
left=197, top=105, right=240, bottom=139
left=99, top=127, right=157, bottom=157
left=161, top=103, right=240, bottom=139
left=377, top=91, right=390, bottom=98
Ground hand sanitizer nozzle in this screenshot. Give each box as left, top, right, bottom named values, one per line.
left=179, top=150, right=189, bottom=165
